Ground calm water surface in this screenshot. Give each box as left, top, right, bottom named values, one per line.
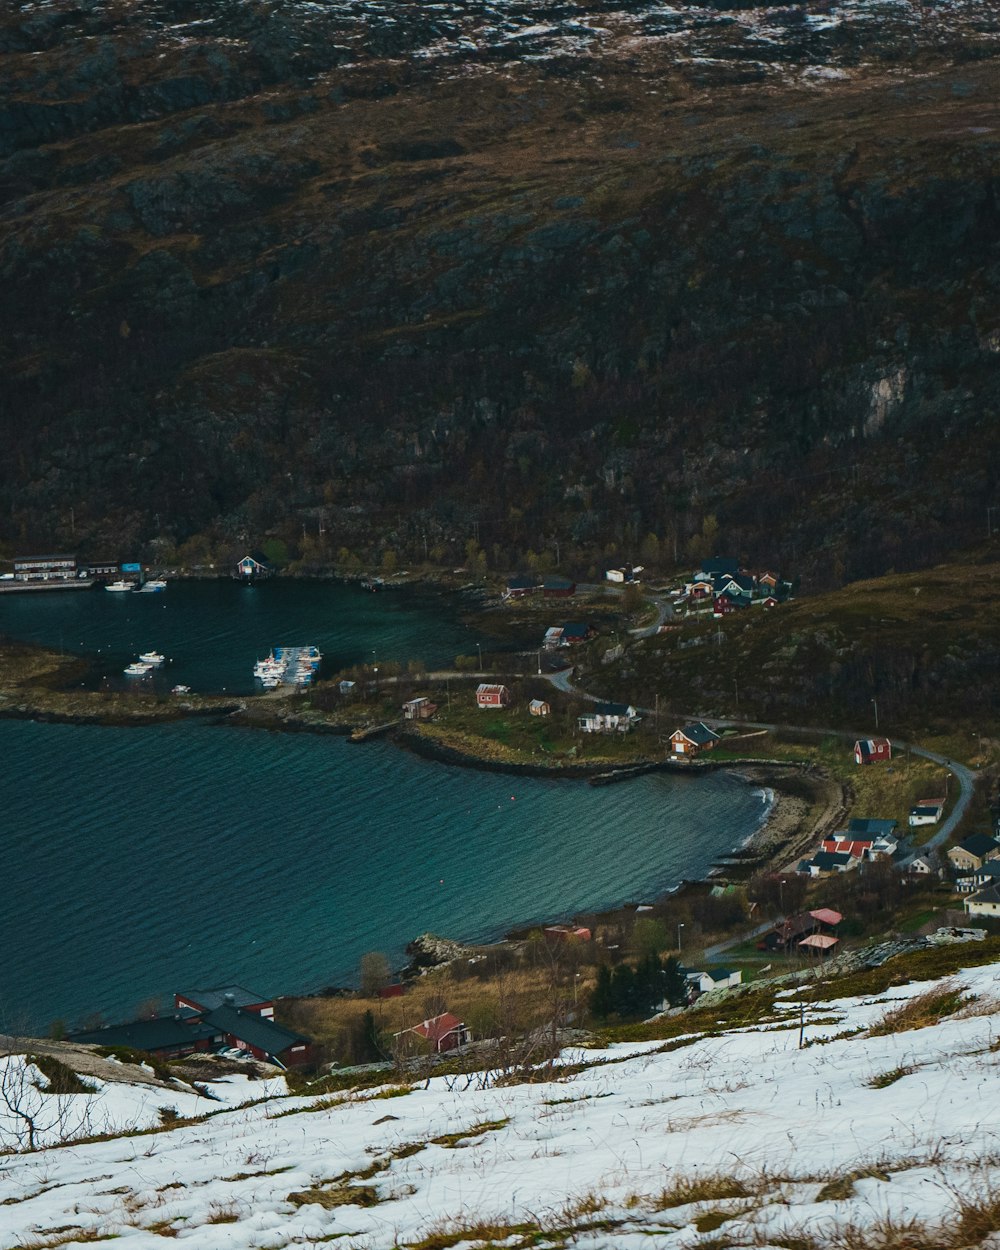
left=0, top=579, right=490, bottom=694
left=0, top=581, right=770, bottom=1032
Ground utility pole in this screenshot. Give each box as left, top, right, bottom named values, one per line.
left=872, top=697, right=879, bottom=730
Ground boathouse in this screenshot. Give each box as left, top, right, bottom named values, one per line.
left=403, top=696, right=438, bottom=720
left=669, top=722, right=721, bottom=756
left=235, top=553, right=273, bottom=582
left=476, top=683, right=512, bottom=709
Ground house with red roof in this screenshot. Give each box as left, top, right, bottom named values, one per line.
left=399, top=1012, right=471, bottom=1054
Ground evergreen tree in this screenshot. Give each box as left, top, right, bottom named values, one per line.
left=589, top=964, right=614, bottom=1019
left=661, top=956, right=688, bottom=1008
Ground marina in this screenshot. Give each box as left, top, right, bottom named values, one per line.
left=253, top=644, right=322, bottom=688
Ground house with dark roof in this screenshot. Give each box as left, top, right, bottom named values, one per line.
left=955, top=860, right=1000, bottom=893
left=200, top=1004, right=314, bottom=1067
left=758, top=913, right=824, bottom=951
left=668, top=722, right=721, bottom=757
left=965, top=885, right=1000, bottom=919
left=847, top=818, right=898, bottom=837
left=234, top=553, right=273, bottom=582
left=797, top=850, right=856, bottom=876
left=685, top=968, right=742, bottom=997
left=543, top=577, right=576, bottom=598
left=560, top=622, right=595, bottom=645
left=175, top=986, right=275, bottom=1018
left=948, top=834, right=1000, bottom=873
left=504, top=575, right=538, bottom=600
left=69, top=1015, right=218, bottom=1058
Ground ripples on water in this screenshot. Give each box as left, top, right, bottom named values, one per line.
left=2, top=720, right=769, bottom=1031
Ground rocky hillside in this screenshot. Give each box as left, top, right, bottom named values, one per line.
left=1, top=0, right=999, bottom=582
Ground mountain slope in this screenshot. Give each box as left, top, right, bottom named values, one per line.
left=1, top=0, right=999, bottom=581
left=6, top=946, right=1000, bottom=1247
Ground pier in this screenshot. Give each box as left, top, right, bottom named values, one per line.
left=253, top=645, right=322, bottom=688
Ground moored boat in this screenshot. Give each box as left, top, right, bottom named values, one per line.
left=138, top=651, right=165, bottom=665
left=106, top=580, right=136, bottom=593
left=124, top=661, right=152, bottom=675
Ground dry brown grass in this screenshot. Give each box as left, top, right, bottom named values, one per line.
left=287, top=958, right=598, bottom=1058
left=868, top=981, right=969, bottom=1036
left=287, top=1183, right=382, bottom=1209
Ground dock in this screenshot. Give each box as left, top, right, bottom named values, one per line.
left=253, top=645, right=322, bottom=688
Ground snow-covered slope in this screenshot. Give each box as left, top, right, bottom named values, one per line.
left=5, top=961, right=1000, bottom=1248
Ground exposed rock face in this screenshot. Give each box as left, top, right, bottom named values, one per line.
left=1, top=0, right=999, bottom=580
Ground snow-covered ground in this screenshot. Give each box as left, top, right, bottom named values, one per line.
left=5, top=962, right=1000, bottom=1247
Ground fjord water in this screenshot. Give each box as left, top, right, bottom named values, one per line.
left=1, top=718, right=768, bottom=1032
left=0, top=578, right=491, bottom=694
left=1, top=580, right=769, bottom=1030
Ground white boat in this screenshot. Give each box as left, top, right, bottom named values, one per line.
left=261, top=675, right=281, bottom=689
left=138, top=579, right=167, bottom=592
left=138, top=651, right=165, bottom=665
left=106, top=580, right=135, bottom=593
left=124, top=661, right=152, bottom=676
left=171, top=684, right=191, bottom=694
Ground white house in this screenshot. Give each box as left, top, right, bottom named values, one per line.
left=965, top=885, right=1000, bottom=919
left=578, top=702, right=639, bottom=733
left=685, top=968, right=742, bottom=997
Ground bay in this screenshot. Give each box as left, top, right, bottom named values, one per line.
left=0, top=579, right=491, bottom=695
left=1, top=718, right=768, bottom=1033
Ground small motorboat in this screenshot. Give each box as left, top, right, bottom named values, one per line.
left=138, top=579, right=167, bottom=592
left=171, top=684, right=192, bottom=694
left=106, top=580, right=136, bottom=593
left=124, top=661, right=152, bottom=676
left=139, top=651, right=165, bottom=665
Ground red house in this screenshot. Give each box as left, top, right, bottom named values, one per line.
left=401, top=1012, right=470, bottom=1054
left=476, top=683, right=512, bottom=708
left=821, top=838, right=873, bottom=860
left=175, top=985, right=275, bottom=1019
left=854, top=737, right=892, bottom=765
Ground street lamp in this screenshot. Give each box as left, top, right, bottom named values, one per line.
left=537, top=650, right=542, bottom=675
left=871, top=697, right=879, bottom=730
left=477, top=642, right=483, bottom=671
left=677, top=923, right=685, bottom=953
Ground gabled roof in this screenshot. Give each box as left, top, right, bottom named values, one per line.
left=594, top=701, right=636, bottom=717
left=809, top=908, right=844, bottom=927
left=177, top=985, right=270, bottom=1012
left=800, top=934, right=838, bottom=950
left=847, top=818, right=898, bottom=836
left=476, top=683, right=509, bottom=695
left=506, top=575, right=537, bottom=590
left=674, top=721, right=720, bottom=746
left=561, top=622, right=591, bottom=638
left=973, top=861, right=1000, bottom=880
left=411, top=1012, right=464, bottom=1045
left=543, top=576, right=576, bottom=590
left=201, top=1005, right=308, bottom=1055
left=955, top=833, right=1000, bottom=858
left=968, top=885, right=1000, bottom=906
left=70, top=1016, right=216, bottom=1052
left=810, top=851, right=853, bottom=870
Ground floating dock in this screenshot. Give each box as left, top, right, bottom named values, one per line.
left=253, top=645, right=322, bottom=688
